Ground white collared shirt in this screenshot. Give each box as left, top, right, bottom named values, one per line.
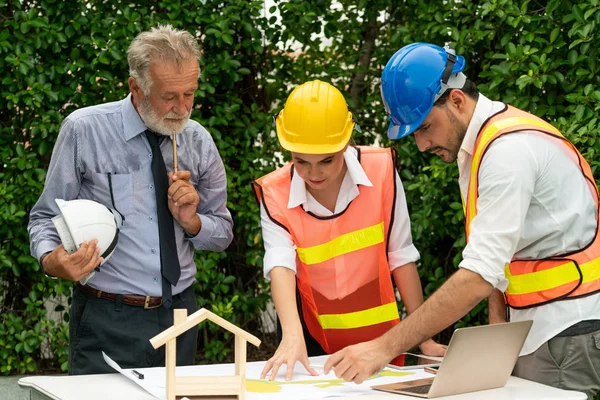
left=457, top=94, right=600, bottom=355
left=261, top=146, right=420, bottom=279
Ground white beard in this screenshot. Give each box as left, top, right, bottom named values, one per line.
left=138, top=97, right=192, bottom=136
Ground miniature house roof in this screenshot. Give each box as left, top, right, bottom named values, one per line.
left=150, top=308, right=261, bottom=350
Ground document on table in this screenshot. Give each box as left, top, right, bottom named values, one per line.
left=102, top=352, right=164, bottom=399
left=102, top=352, right=432, bottom=400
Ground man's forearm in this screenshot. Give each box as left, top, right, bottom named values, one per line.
left=379, top=268, right=494, bottom=355
left=488, top=288, right=508, bottom=324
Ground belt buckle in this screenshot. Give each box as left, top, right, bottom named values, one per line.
left=144, top=296, right=162, bottom=309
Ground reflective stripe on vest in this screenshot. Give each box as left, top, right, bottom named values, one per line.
left=317, top=302, right=399, bottom=330
left=296, top=221, right=385, bottom=265
left=253, top=146, right=400, bottom=353
left=466, top=106, right=600, bottom=309
left=466, top=115, right=561, bottom=238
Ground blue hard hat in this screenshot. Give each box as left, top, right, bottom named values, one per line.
left=380, top=43, right=466, bottom=139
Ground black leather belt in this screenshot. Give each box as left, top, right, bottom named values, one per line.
left=76, top=283, right=163, bottom=309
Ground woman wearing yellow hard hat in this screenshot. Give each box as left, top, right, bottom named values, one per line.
left=252, top=80, right=446, bottom=380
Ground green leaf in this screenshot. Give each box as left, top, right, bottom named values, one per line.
left=98, top=52, right=110, bottom=65
left=450, top=29, right=459, bottom=41
left=581, top=42, right=590, bottom=54
left=572, top=5, right=584, bottom=23
left=569, top=39, right=583, bottom=50
left=568, top=49, right=578, bottom=65
left=30, top=19, right=48, bottom=29
left=550, top=27, right=560, bottom=43
left=516, top=75, right=532, bottom=87
left=65, top=25, right=75, bottom=38
left=110, top=49, right=121, bottom=60
left=20, top=23, right=31, bottom=34
left=584, top=8, right=596, bottom=20
left=97, top=70, right=114, bottom=80
left=16, top=143, right=25, bottom=157
left=18, top=63, right=29, bottom=75
left=553, top=71, right=565, bottom=83
left=222, top=35, right=234, bottom=45
left=38, top=141, right=49, bottom=155
left=449, top=202, right=463, bottom=211
left=507, top=42, right=517, bottom=56
left=575, top=104, right=585, bottom=120
left=70, top=48, right=80, bottom=60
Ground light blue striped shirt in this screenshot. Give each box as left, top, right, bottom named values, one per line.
left=28, top=94, right=233, bottom=296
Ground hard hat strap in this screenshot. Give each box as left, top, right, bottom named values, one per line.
left=102, top=174, right=125, bottom=261
left=351, top=113, right=362, bottom=133
left=110, top=207, right=125, bottom=229
left=435, top=45, right=464, bottom=103
left=100, top=227, right=120, bottom=259
left=441, top=51, right=456, bottom=85
left=103, top=204, right=123, bottom=259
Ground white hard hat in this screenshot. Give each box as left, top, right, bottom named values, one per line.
left=52, top=199, right=123, bottom=284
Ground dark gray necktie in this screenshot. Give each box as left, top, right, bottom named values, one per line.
left=145, top=130, right=181, bottom=309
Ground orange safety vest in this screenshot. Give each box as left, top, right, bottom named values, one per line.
left=465, top=105, right=600, bottom=309
left=252, top=147, right=400, bottom=353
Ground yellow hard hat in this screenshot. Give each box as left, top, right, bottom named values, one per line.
left=275, top=80, right=355, bottom=154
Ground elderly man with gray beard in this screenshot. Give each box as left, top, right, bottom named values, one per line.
left=28, top=25, right=233, bottom=375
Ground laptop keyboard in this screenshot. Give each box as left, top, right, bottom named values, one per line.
left=402, top=384, right=432, bottom=394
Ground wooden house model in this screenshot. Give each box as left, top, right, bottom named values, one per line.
left=150, top=308, right=261, bottom=400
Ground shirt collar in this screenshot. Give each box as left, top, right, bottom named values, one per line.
left=287, top=146, right=373, bottom=209
left=121, top=93, right=183, bottom=147
left=122, top=93, right=148, bottom=142
left=459, top=93, right=505, bottom=157
left=344, top=146, right=373, bottom=187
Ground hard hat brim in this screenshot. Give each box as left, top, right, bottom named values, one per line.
left=387, top=111, right=427, bottom=140
left=277, top=127, right=352, bottom=154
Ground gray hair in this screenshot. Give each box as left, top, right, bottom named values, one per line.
left=127, top=24, right=200, bottom=94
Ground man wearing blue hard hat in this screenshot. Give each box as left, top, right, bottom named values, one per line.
left=324, top=42, right=600, bottom=398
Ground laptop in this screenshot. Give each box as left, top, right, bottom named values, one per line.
left=372, top=320, right=533, bottom=398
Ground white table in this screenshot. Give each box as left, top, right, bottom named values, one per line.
left=19, top=370, right=587, bottom=400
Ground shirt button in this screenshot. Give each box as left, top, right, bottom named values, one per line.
left=148, top=153, right=152, bottom=158
left=151, top=248, right=156, bottom=254
left=148, top=216, right=153, bottom=222
left=153, top=276, right=158, bottom=283
left=149, top=184, right=154, bottom=191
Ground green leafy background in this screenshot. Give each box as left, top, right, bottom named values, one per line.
left=1, top=0, right=599, bottom=374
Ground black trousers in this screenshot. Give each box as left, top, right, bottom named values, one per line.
left=69, top=285, right=198, bottom=375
